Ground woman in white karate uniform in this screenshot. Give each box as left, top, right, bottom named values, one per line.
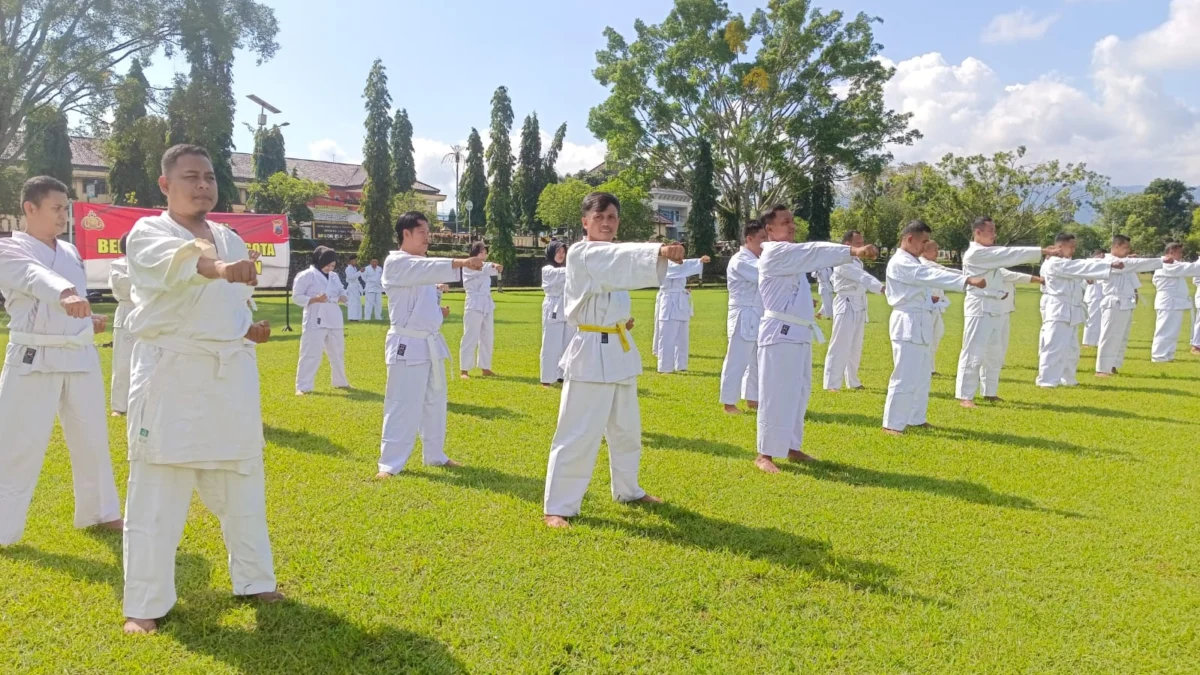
left=344, top=254, right=364, bottom=321
left=292, top=246, right=350, bottom=395
left=459, top=241, right=503, bottom=379
left=109, top=234, right=136, bottom=415
left=540, top=241, right=571, bottom=387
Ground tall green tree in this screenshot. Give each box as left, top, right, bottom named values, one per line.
left=589, top=0, right=919, bottom=226
left=391, top=108, right=416, bottom=193
left=686, top=139, right=717, bottom=256
left=796, top=159, right=835, bottom=242
left=1143, top=179, right=1196, bottom=238
left=537, top=178, right=593, bottom=238
left=358, top=59, right=394, bottom=264
left=23, top=107, right=73, bottom=193
left=543, top=123, right=567, bottom=187
left=246, top=172, right=326, bottom=235
left=513, top=112, right=543, bottom=233
left=485, top=86, right=516, bottom=271
left=1097, top=193, right=1168, bottom=255
left=251, top=125, right=287, bottom=181
left=108, top=60, right=164, bottom=206
left=460, top=128, right=489, bottom=234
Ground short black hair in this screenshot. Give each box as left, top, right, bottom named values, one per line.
left=395, top=210, right=429, bottom=243
left=119, top=233, right=129, bottom=255
left=581, top=191, right=620, bottom=216
left=468, top=241, right=487, bottom=257
left=1054, top=232, right=1076, bottom=244
left=348, top=254, right=358, bottom=262
left=971, top=216, right=994, bottom=231
left=760, top=204, right=791, bottom=226
left=901, top=219, right=932, bottom=238
left=841, top=229, right=861, bottom=244
left=1112, top=234, right=1131, bottom=246
left=1092, top=249, right=1106, bottom=256
left=1166, top=241, right=1184, bottom=254
left=743, top=220, right=764, bottom=240
left=161, top=144, right=212, bottom=175
left=21, top=175, right=68, bottom=207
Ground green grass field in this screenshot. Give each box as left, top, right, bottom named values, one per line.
left=2, top=282, right=1200, bottom=673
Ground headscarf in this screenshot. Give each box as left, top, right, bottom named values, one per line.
left=545, top=241, right=566, bottom=268
left=311, top=246, right=338, bottom=275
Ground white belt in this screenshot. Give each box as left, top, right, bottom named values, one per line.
left=9, top=324, right=95, bottom=349
left=142, top=336, right=251, bottom=379
left=660, top=288, right=686, bottom=295
left=392, top=326, right=446, bottom=392
left=764, top=310, right=825, bottom=343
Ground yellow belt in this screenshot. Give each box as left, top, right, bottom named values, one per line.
left=578, top=323, right=631, bottom=352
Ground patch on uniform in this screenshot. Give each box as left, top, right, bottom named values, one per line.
left=601, top=333, right=609, bottom=344
left=317, top=318, right=321, bottom=325
left=781, top=325, right=790, bottom=335
left=551, top=311, right=557, bottom=319
left=139, top=428, right=149, bottom=439
left=22, top=348, right=36, bottom=364
left=397, top=343, right=407, bottom=356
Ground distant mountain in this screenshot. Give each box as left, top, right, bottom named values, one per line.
left=1076, top=185, right=1145, bottom=225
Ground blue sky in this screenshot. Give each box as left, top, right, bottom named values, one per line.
left=143, top=0, right=1200, bottom=202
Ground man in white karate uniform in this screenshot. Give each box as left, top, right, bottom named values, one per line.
left=655, top=254, right=710, bottom=373
left=981, top=268, right=1042, bottom=399
left=1082, top=250, right=1106, bottom=347
left=1193, top=275, right=1200, bottom=356
left=814, top=267, right=834, bottom=319
left=292, top=246, right=350, bottom=395
left=920, top=241, right=952, bottom=375
left=109, top=234, right=136, bottom=415
left=540, top=242, right=570, bottom=387
left=1096, top=234, right=1168, bottom=377
left=1151, top=243, right=1200, bottom=363
left=345, top=254, right=364, bottom=321
left=120, top=145, right=279, bottom=634
left=459, top=241, right=503, bottom=379
left=377, top=212, right=484, bottom=478
left=0, top=176, right=122, bottom=547
left=956, top=217, right=1059, bottom=407
left=719, top=221, right=766, bottom=414
left=543, top=192, right=683, bottom=527
left=755, top=205, right=877, bottom=473
left=823, top=230, right=884, bottom=391
left=884, top=221, right=991, bottom=434
left=1036, top=233, right=1122, bottom=388
left=362, top=257, right=384, bottom=320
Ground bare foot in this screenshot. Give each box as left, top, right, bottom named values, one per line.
left=754, top=455, right=781, bottom=473
left=787, top=449, right=817, bottom=464
left=123, top=618, right=157, bottom=634
left=1095, top=372, right=1111, bottom=378
left=440, top=459, right=463, bottom=468
left=959, top=399, right=977, bottom=409
left=983, top=396, right=1003, bottom=402
left=883, top=428, right=904, bottom=436
left=295, top=390, right=307, bottom=396
left=723, top=404, right=742, bottom=415
left=632, top=494, right=664, bottom=505
left=915, top=422, right=933, bottom=429
left=111, top=411, right=125, bottom=417
left=824, top=388, right=839, bottom=393
left=459, top=372, right=470, bottom=380
left=375, top=471, right=395, bottom=480
left=544, top=515, right=570, bottom=528
left=542, top=383, right=553, bottom=389
left=1191, top=347, right=1200, bottom=355
left=746, top=401, right=758, bottom=411
left=249, top=590, right=285, bottom=604
left=97, top=518, right=123, bottom=532
left=482, top=370, right=496, bottom=377
left=852, top=385, right=865, bottom=390
left=1112, top=368, right=1119, bottom=375
left=932, top=371, right=941, bottom=376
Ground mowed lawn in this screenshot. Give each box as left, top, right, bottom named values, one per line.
left=3, top=280, right=1200, bottom=674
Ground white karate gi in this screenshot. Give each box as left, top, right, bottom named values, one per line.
left=719, top=247, right=762, bottom=405
left=460, top=263, right=500, bottom=371
left=1151, top=262, right=1200, bottom=362
left=822, top=258, right=883, bottom=390
left=655, top=258, right=705, bottom=373
left=378, top=251, right=463, bottom=473
left=543, top=242, right=666, bottom=517
left=121, top=212, right=275, bottom=620
left=0, top=232, right=121, bottom=546
left=882, top=251, right=983, bottom=432
left=539, top=264, right=571, bottom=384
left=1036, top=257, right=1113, bottom=387
left=756, top=242, right=852, bottom=458
left=981, top=270, right=1032, bottom=397
left=1096, top=255, right=1164, bottom=373
left=955, top=242, right=1043, bottom=401
left=345, top=264, right=364, bottom=321
left=1082, top=280, right=1103, bottom=347
left=1193, top=278, right=1200, bottom=348
left=292, top=266, right=349, bottom=393
left=362, top=264, right=384, bottom=320
left=815, top=267, right=834, bottom=317
left=922, top=259, right=952, bottom=374
left=109, top=256, right=135, bottom=413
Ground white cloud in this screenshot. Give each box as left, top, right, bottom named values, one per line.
left=307, top=139, right=357, bottom=164
left=1118, top=0, right=1200, bottom=71
left=981, top=9, right=1059, bottom=44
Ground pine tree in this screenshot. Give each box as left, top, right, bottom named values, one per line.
left=390, top=108, right=416, bottom=194
left=252, top=125, right=287, bottom=181
left=108, top=60, right=162, bottom=206
left=460, top=128, right=488, bottom=236
left=485, top=86, right=516, bottom=271
left=805, top=159, right=834, bottom=242
left=358, top=59, right=394, bottom=263
left=686, top=139, right=717, bottom=258
left=543, top=122, right=567, bottom=187
left=24, top=107, right=73, bottom=194
left=513, top=112, right=542, bottom=233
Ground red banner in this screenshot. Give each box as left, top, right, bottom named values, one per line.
left=72, top=204, right=291, bottom=289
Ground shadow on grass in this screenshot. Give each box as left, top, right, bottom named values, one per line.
left=643, top=432, right=748, bottom=459
left=793, top=461, right=1085, bottom=518
left=308, top=388, right=385, bottom=403
left=929, top=425, right=1127, bottom=459
left=1001, top=400, right=1193, bottom=426
left=489, top=374, right=543, bottom=386
left=447, top=402, right=526, bottom=420
left=409, top=464, right=544, bottom=503
left=264, top=424, right=350, bottom=456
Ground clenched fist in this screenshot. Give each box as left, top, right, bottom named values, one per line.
left=441, top=306, right=451, bottom=319
left=455, top=256, right=485, bottom=271
left=245, top=320, right=271, bottom=344
left=851, top=245, right=879, bottom=260
left=59, top=290, right=91, bottom=318
left=626, top=317, right=636, bottom=331
left=965, top=276, right=988, bottom=289
left=699, top=255, right=711, bottom=264
left=660, top=243, right=685, bottom=264
left=91, top=314, right=108, bottom=333
left=1110, top=261, right=1125, bottom=270
left=217, top=259, right=258, bottom=285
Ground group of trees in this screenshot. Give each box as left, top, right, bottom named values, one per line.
left=1096, top=180, right=1200, bottom=256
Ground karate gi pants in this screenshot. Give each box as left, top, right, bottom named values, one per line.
left=1152, top=309, right=1190, bottom=362
left=930, top=314, right=945, bottom=374
left=1193, top=310, right=1200, bottom=348
left=981, top=316, right=1013, bottom=397
left=818, top=289, right=834, bottom=317
left=0, top=367, right=121, bottom=545
left=756, top=342, right=813, bottom=458
left=543, top=379, right=646, bottom=517
left=111, top=327, right=135, bottom=413
left=655, top=319, right=690, bottom=373
left=122, top=458, right=275, bottom=619
left=883, top=340, right=934, bottom=432
left=1083, top=308, right=1101, bottom=347
left=719, top=335, right=759, bottom=405
left=295, top=326, right=348, bottom=393
left=364, top=292, right=384, bottom=321
left=1036, top=321, right=1082, bottom=387
left=540, top=322, right=570, bottom=384
left=1096, top=307, right=1133, bottom=373
left=823, top=308, right=867, bottom=390
left=347, top=290, right=363, bottom=321
left=378, top=360, right=450, bottom=473
left=460, top=309, right=494, bottom=371
left=956, top=314, right=1005, bottom=400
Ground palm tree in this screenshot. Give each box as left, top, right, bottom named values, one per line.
left=442, top=144, right=465, bottom=230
